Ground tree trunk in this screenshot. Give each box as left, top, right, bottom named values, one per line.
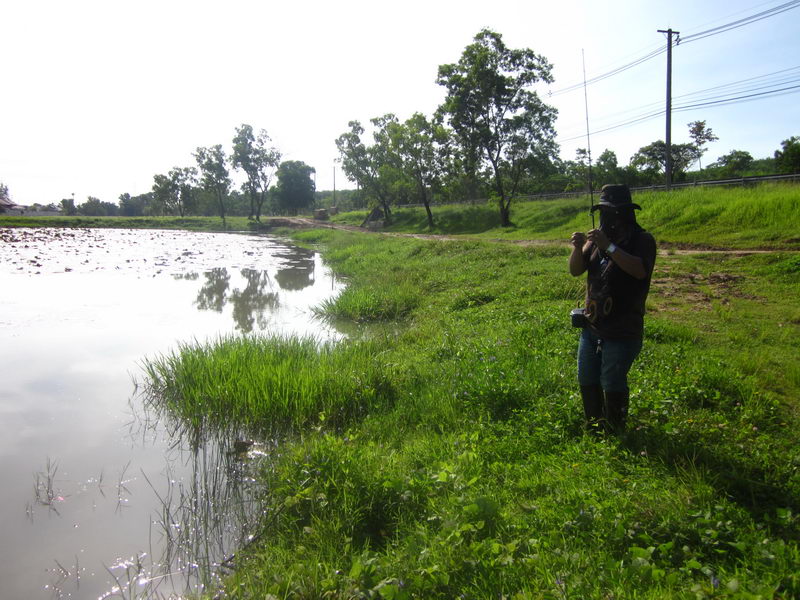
left=499, top=199, right=511, bottom=227
left=424, top=202, right=434, bottom=229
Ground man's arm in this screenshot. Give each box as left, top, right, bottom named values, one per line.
left=587, top=229, right=648, bottom=280
left=569, top=232, right=589, bottom=276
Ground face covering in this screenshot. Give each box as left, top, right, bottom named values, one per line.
left=599, top=209, right=620, bottom=237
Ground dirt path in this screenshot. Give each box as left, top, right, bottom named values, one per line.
left=266, top=217, right=799, bottom=255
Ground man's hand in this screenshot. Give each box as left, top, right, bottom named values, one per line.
left=571, top=232, right=587, bottom=249
left=569, top=232, right=589, bottom=276
left=587, top=228, right=610, bottom=251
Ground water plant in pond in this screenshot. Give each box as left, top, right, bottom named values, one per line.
left=142, top=335, right=399, bottom=430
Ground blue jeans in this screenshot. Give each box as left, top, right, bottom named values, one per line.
left=577, top=328, right=643, bottom=394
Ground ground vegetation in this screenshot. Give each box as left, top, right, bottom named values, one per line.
left=131, top=183, right=800, bottom=598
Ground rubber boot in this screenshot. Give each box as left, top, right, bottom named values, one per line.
left=580, top=385, right=605, bottom=434
left=604, top=390, right=629, bottom=434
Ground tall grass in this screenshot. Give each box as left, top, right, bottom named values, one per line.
left=142, top=335, right=398, bottom=430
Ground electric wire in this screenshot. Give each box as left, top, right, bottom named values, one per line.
left=556, top=80, right=800, bottom=144
left=547, top=0, right=800, bottom=98
left=680, top=0, right=800, bottom=44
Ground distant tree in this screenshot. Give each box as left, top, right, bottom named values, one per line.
left=77, top=196, right=119, bottom=216
left=774, top=136, right=800, bottom=174
left=708, top=150, right=754, bottom=177
left=274, top=160, right=316, bottom=216
left=60, top=198, right=77, bottom=215
left=118, top=192, right=151, bottom=216
left=0, top=182, right=10, bottom=213
left=152, top=167, right=197, bottom=217
left=231, top=124, right=281, bottom=221
left=594, top=149, right=627, bottom=186
left=194, top=145, right=231, bottom=225
left=436, top=28, right=558, bottom=226
left=687, top=120, right=719, bottom=169
left=631, top=140, right=700, bottom=177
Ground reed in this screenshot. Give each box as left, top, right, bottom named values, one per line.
left=142, top=335, right=397, bottom=430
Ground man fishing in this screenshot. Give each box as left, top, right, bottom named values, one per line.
left=568, top=184, right=657, bottom=433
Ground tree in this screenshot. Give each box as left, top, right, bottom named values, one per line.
left=774, top=136, right=800, bottom=174
left=60, top=198, right=77, bottom=215
left=436, top=28, right=558, bottom=226
left=152, top=168, right=197, bottom=217
left=387, top=112, right=449, bottom=229
left=687, top=120, right=718, bottom=170
left=708, top=150, right=753, bottom=177
left=336, top=118, right=400, bottom=222
left=194, top=145, right=231, bottom=225
left=631, top=141, right=700, bottom=178
left=594, top=149, right=627, bottom=186
left=0, top=182, right=11, bottom=213
left=274, top=160, right=316, bottom=216
left=118, top=192, right=151, bottom=216
left=231, top=124, right=281, bottom=221
left=77, top=196, right=118, bottom=216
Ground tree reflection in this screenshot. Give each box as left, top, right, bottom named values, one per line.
left=274, top=249, right=316, bottom=291
left=195, top=268, right=230, bottom=312
left=194, top=268, right=280, bottom=333
left=229, top=269, right=279, bottom=333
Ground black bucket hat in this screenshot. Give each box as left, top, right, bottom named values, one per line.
left=591, top=184, right=641, bottom=211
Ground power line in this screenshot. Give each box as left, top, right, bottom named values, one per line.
left=681, top=0, right=800, bottom=44
left=556, top=78, right=800, bottom=145
left=547, top=0, right=800, bottom=97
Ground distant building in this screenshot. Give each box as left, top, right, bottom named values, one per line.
left=0, top=196, right=25, bottom=215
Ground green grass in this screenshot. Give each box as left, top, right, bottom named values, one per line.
left=139, top=209, right=799, bottom=597
left=331, top=183, right=800, bottom=249
left=19, top=183, right=799, bottom=597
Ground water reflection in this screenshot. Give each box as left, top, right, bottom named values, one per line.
left=273, top=246, right=316, bottom=291
left=193, top=268, right=282, bottom=333
left=195, top=268, right=231, bottom=313
left=3, top=229, right=345, bottom=600
left=130, top=396, right=273, bottom=599
left=35, top=396, right=275, bottom=599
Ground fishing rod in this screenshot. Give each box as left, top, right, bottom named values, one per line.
left=582, top=49, right=596, bottom=229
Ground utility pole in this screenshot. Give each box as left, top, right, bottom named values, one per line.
left=658, top=28, right=679, bottom=190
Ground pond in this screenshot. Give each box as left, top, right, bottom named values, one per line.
left=0, top=227, right=345, bottom=599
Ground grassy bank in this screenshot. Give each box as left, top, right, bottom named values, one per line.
left=142, top=197, right=800, bottom=597
left=332, top=183, right=800, bottom=249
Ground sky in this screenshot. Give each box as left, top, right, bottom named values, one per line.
left=2, top=0, right=798, bottom=206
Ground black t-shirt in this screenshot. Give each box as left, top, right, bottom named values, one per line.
left=582, top=228, right=656, bottom=340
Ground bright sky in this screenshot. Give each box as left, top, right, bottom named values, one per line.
left=2, top=0, right=798, bottom=206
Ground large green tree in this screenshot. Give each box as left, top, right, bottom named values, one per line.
left=436, top=28, right=558, bottom=226
left=194, top=145, right=231, bottom=224
left=708, top=150, right=754, bottom=177
left=274, top=160, right=316, bottom=216
left=231, top=124, right=281, bottom=221
left=774, top=136, right=800, bottom=174
left=631, top=140, right=700, bottom=178
left=388, top=112, right=449, bottom=229
left=336, top=117, right=401, bottom=222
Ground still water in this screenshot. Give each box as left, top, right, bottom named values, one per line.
left=0, top=228, right=344, bottom=599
